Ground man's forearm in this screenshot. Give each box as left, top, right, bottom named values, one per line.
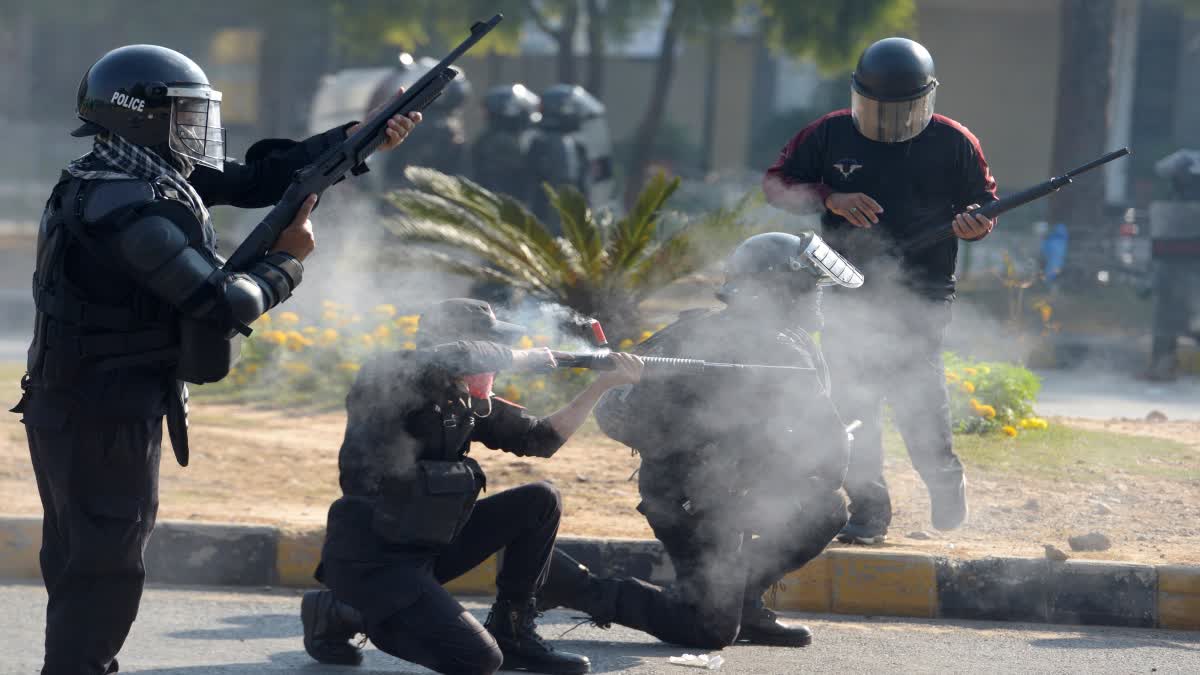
left=545, top=380, right=612, bottom=441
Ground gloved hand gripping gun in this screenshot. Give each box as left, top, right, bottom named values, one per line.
left=222, top=14, right=504, bottom=273
left=549, top=319, right=815, bottom=374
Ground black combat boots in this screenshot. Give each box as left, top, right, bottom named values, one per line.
left=301, top=589, right=366, bottom=666
left=736, top=597, right=813, bottom=647
left=485, top=597, right=591, bottom=674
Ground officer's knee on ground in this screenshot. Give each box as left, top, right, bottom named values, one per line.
left=527, top=480, right=562, bottom=518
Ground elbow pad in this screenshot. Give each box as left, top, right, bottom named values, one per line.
left=223, top=275, right=269, bottom=327
left=247, top=252, right=304, bottom=307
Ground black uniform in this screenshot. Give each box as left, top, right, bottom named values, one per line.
left=316, top=341, right=568, bottom=674
left=545, top=308, right=848, bottom=649
left=471, top=127, right=535, bottom=203
left=16, top=125, right=349, bottom=674
left=763, top=109, right=998, bottom=534
left=527, top=130, right=587, bottom=230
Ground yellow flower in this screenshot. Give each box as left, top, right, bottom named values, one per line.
left=302, top=326, right=319, bottom=336
left=618, top=338, right=634, bottom=350
left=259, top=330, right=287, bottom=346
left=1019, top=417, right=1048, bottom=430
left=403, top=325, right=419, bottom=336
left=978, top=365, right=991, bottom=375
left=373, top=324, right=392, bottom=340
left=638, top=330, right=654, bottom=343
left=350, top=313, right=363, bottom=324
left=978, top=404, right=996, bottom=419
left=360, top=334, right=375, bottom=348
left=374, top=304, right=397, bottom=318
left=234, top=374, right=248, bottom=385
left=243, top=363, right=259, bottom=375
left=945, top=371, right=961, bottom=383
left=337, top=361, right=361, bottom=373
left=655, top=323, right=668, bottom=331
left=572, top=367, right=588, bottom=375
left=283, top=362, right=312, bottom=375
left=322, top=300, right=342, bottom=310
left=402, top=341, right=417, bottom=350
left=396, top=314, right=420, bottom=327
left=530, top=378, right=546, bottom=392
left=285, top=330, right=313, bottom=352
left=322, top=309, right=340, bottom=322
left=963, top=367, right=978, bottom=377
left=278, top=311, right=300, bottom=326
left=517, top=336, right=534, bottom=350
left=960, top=381, right=976, bottom=394
left=256, top=313, right=272, bottom=326
left=499, top=384, right=521, bottom=402
left=1036, top=302, right=1053, bottom=323
left=533, top=335, right=551, bottom=347
left=1001, top=425, right=1018, bottom=437
left=318, top=328, right=340, bottom=346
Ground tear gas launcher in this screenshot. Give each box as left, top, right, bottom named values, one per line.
left=549, top=320, right=815, bottom=374
left=902, top=147, right=1131, bottom=252
left=222, top=14, right=504, bottom=273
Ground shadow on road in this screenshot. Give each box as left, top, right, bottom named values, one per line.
left=1029, top=634, right=1200, bottom=652
left=166, top=613, right=300, bottom=641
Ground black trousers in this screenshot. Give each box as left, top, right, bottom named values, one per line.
left=549, top=489, right=847, bottom=650
left=25, top=413, right=162, bottom=675
left=822, top=297, right=962, bottom=530
left=328, top=481, right=562, bottom=675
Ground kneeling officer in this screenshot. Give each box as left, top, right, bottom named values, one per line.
left=303, top=298, right=643, bottom=675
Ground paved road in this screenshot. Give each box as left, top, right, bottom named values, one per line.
left=2, top=582, right=1197, bottom=674
left=1035, top=370, right=1200, bottom=421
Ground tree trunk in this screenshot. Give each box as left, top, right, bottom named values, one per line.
left=623, top=0, right=685, bottom=208
left=584, top=0, right=606, bottom=96
left=556, top=1, right=581, bottom=84
left=1049, top=0, right=1116, bottom=281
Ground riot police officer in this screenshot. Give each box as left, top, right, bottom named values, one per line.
left=763, top=37, right=999, bottom=544
left=539, top=233, right=861, bottom=649
left=14, top=44, right=417, bottom=674
left=302, top=299, right=642, bottom=674
left=471, top=84, right=541, bottom=203
left=377, top=55, right=471, bottom=187
left=527, top=84, right=601, bottom=229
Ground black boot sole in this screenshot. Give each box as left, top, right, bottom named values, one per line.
left=737, top=626, right=813, bottom=648
left=301, top=592, right=364, bottom=667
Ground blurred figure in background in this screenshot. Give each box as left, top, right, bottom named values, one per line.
left=371, top=54, right=472, bottom=189
left=528, top=84, right=608, bottom=230
left=763, top=37, right=998, bottom=545
left=471, top=84, right=541, bottom=204
left=1144, top=150, right=1200, bottom=380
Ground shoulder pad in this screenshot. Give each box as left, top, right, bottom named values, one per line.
left=80, top=179, right=155, bottom=225
left=131, top=198, right=206, bottom=246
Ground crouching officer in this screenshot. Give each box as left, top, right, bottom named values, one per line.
left=539, top=233, right=861, bottom=650
left=302, top=299, right=643, bottom=675
left=14, top=44, right=416, bottom=675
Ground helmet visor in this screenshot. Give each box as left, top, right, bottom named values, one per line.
left=169, top=94, right=225, bottom=171
left=797, top=233, right=865, bottom=288
left=851, top=88, right=935, bottom=143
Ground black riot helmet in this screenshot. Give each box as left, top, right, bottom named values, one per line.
left=417, top=57, right=471, bottom=112
left=539, top=84, right=604, bottom=133
left=850, top=37, right=938, bottom=144
left=483, top=84, right=541, bottom=129
left=73, top=44, right=226, bottom=170
left=717, top=232, right=864, bottom=308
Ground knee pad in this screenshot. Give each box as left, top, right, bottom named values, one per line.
left=531, top=480, right=563, bottom=515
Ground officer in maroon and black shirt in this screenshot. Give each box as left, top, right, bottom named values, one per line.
left=763, top=37, right=998, bottom=544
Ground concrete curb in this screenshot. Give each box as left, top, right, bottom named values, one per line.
left=1, top=517, right=1196, bottom=631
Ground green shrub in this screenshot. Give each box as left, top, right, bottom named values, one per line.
left=944, top=352, right=1046, bottom=435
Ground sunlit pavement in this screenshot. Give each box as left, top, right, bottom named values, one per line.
left=1035, top=369, right=1200, bottom=421
left=2, top=581, right=1197, bottom=674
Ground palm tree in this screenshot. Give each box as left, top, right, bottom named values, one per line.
left=381, top=167, right=757, bottom=339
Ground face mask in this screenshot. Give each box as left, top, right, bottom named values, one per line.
left=463, top=372, right=495, bottom=399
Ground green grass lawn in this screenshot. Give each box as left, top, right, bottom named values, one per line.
left=884, top=424, right=1198, bottom=482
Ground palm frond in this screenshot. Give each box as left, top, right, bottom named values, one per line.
left=608, top=172, right=680, bottom=273
left=546, top=184, right=605, bottom=279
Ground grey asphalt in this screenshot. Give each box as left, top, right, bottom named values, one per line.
left=2, top=582, right=1197, bottom=674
